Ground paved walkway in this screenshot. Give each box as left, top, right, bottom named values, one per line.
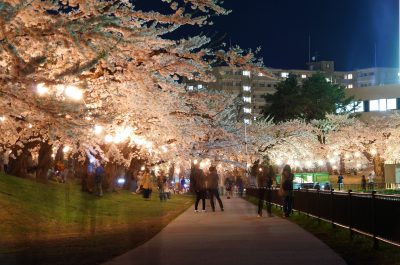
left=103, top=197, right=346, bottom=265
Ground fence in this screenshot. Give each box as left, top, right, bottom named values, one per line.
left=246, top=188, right=400, bottom=248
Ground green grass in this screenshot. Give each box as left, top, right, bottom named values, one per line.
left=0, top=173, right=193, bottom=265
left=246, top=195, right=400, bottom=265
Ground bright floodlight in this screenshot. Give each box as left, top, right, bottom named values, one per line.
left=62, top=146, right=70, bottom=153
left=105, top=134, right=113, bottom=143
left=94, top=125, right=103, bottom=135
left=141, top=166, right=145, bottom=171
left=117, top=178, right=125, bottom=184
left=36, top=83, right=49, bottom=96
left=65, top=85, right=83, bottom=101
left=193, top=159, right=198, bottom=165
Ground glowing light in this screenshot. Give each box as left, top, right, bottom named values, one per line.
left=332, top=166, right=338, bottom=170
left=176, top=168, right=181, bottom=174
left=333, top=151, right=340, bottom=156
left=64, top=85, right=83, bottom=101
left=294, top=161, right=300, bottom=167
left=306, top=161, right=313, bottom=168
left=28, top=123, right=33, bottom=128
left=141, top=166, right=145, bottom=171
left=94, top=125, right=103, bottom=135
left=258, top=168, right=263, bottom=172
left=105, top=134, right=113, bottom=143
left=85, top=116, right=92, bottom=121
left=355, top=151, right=361, bottom=158
left=329, top=158, right=336, bottom=164
left=0, top=116, right=6, bottom=122
left=193, top=160, right=198, bottom=165
left=276, top=160, right=283, bottom=166
left=36, top=83, right=49, bottom=95
left=318, top=160, right=324, bottom=166
left=161, top=146, right=168, bottom=153
left=356, top=163, right=361, bottom=168
left=117, top=178, right=125, bottom=184
left=51, top=154, right=55, bottom=158
left=344, top=153, right=350, bottom=159
left=371, top=149, right=377, bottom=156
left=62, top=146, right=70, bottom=153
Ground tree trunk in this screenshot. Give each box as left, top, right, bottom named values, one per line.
left=36, top=141, right=53, bottom=182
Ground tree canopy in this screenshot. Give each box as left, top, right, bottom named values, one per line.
left=262, top=73, right=354, bottom=122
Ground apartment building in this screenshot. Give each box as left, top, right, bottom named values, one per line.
left=186, top=61, right=400, bottom=122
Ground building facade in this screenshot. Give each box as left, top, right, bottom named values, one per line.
left=186, top=61, right=400, bottom=122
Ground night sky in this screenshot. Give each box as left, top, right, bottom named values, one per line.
left=137, top=0, right=399, bottom=71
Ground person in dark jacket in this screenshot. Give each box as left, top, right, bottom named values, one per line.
left=280, top=165, right=294, bottom=217
left=207, top=166, right=224, bottom=212
left=257, top=167, right=267, bottom=217
left=192, top=166, right=206, bottom=212
left=94, top=163, right=105, bottom=197
left=265, top=165, right=275, bottom=217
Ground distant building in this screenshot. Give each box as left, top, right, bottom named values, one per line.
left=186, top=61, right=400, bottom=122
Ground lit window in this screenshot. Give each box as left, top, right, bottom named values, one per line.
left=387, top=98, right=397, bottom=110
left=301, top=74, right=307, bottom=79
left=347, top=84, right=353, bottom=89
left=243, top=97, right=252, bottom=103
left=254, top=117, right=257, bottom=121
left=379, top=99, right=387, bottom=111
left=344, top=75, right=348, bottom=80
left=243, top=108, right=252, bottom=114
left=198, top=84, right=203, bottom=89
left=369, top=100, right=379, bottom=111
left=244, top=119, right=252, bottom=125
left=258, top=73, right=264, bottom=77
left=188, top=86, right=194, bottom=91
left=348, top=74, right=353, bottom=80
left=243, top=70, right=251, bottom=77
left=281, top=72, right=289, bottom=78
left=355, top=102, right=364, bottom=112
left=243, top=86, right=251, bottom=92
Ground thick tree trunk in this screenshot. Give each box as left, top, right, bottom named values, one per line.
left=36, top=141, right=53, bottom=182
left=9, top=141, right=39, bottom=178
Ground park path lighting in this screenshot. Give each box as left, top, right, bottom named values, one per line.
left=36, top=83, right=49, bottom=96
left=94, top=125, right=103, bottom=135
left=105, top=134, right=113, bottom=143
left=64, top=85, right=83, bottom=101
left=62, top=146, right=70, bottom=153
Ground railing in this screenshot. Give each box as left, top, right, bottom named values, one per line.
left=246, top=188, right=400, bottom=248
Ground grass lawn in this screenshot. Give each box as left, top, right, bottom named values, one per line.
left=0, top=173, right=193, bottom=265
left=246, top=195, right=400, bottom=265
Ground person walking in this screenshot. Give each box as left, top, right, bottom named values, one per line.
left=94, top=163, right=105, bottom=197
left=265, top=165, right=275, bottom=217
left=142, top=169, right=153, bottom=199
left=192, top=166, right=206, bottom=212
left=280, top=165, right=294, bottom=218
left=208, top=166, right=224, bottom=212
left=368, top=172, right=375, bottom=190
left=361, top=175, right=367, bottom=191
left=337, top=174, right=344, bottom=191
left=257, top=167, right=267, bottom=217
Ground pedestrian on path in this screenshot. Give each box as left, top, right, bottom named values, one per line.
left=280, top=164, right=294, bottom=217
left=266, top=165, right=275, bottom=217
left=142, top=169, right=153, bottom=199
left=337, top=174, right=344, bottom=191
left=94, top=163, right=105, bottom=197
left=192, top=166, right=206, bottom=212
left=207, top=166, right=224, bottom=212
left=257, top=166, right=267, bottom=217
left=361, top=175, right=367, bottom=191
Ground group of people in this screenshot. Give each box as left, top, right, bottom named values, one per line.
left=192, top=165, right=224, bottom=212
left=257, top=164, right=294, bottom=218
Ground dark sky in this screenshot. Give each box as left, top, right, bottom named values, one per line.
left=136, top=0, right=399, bottom=71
